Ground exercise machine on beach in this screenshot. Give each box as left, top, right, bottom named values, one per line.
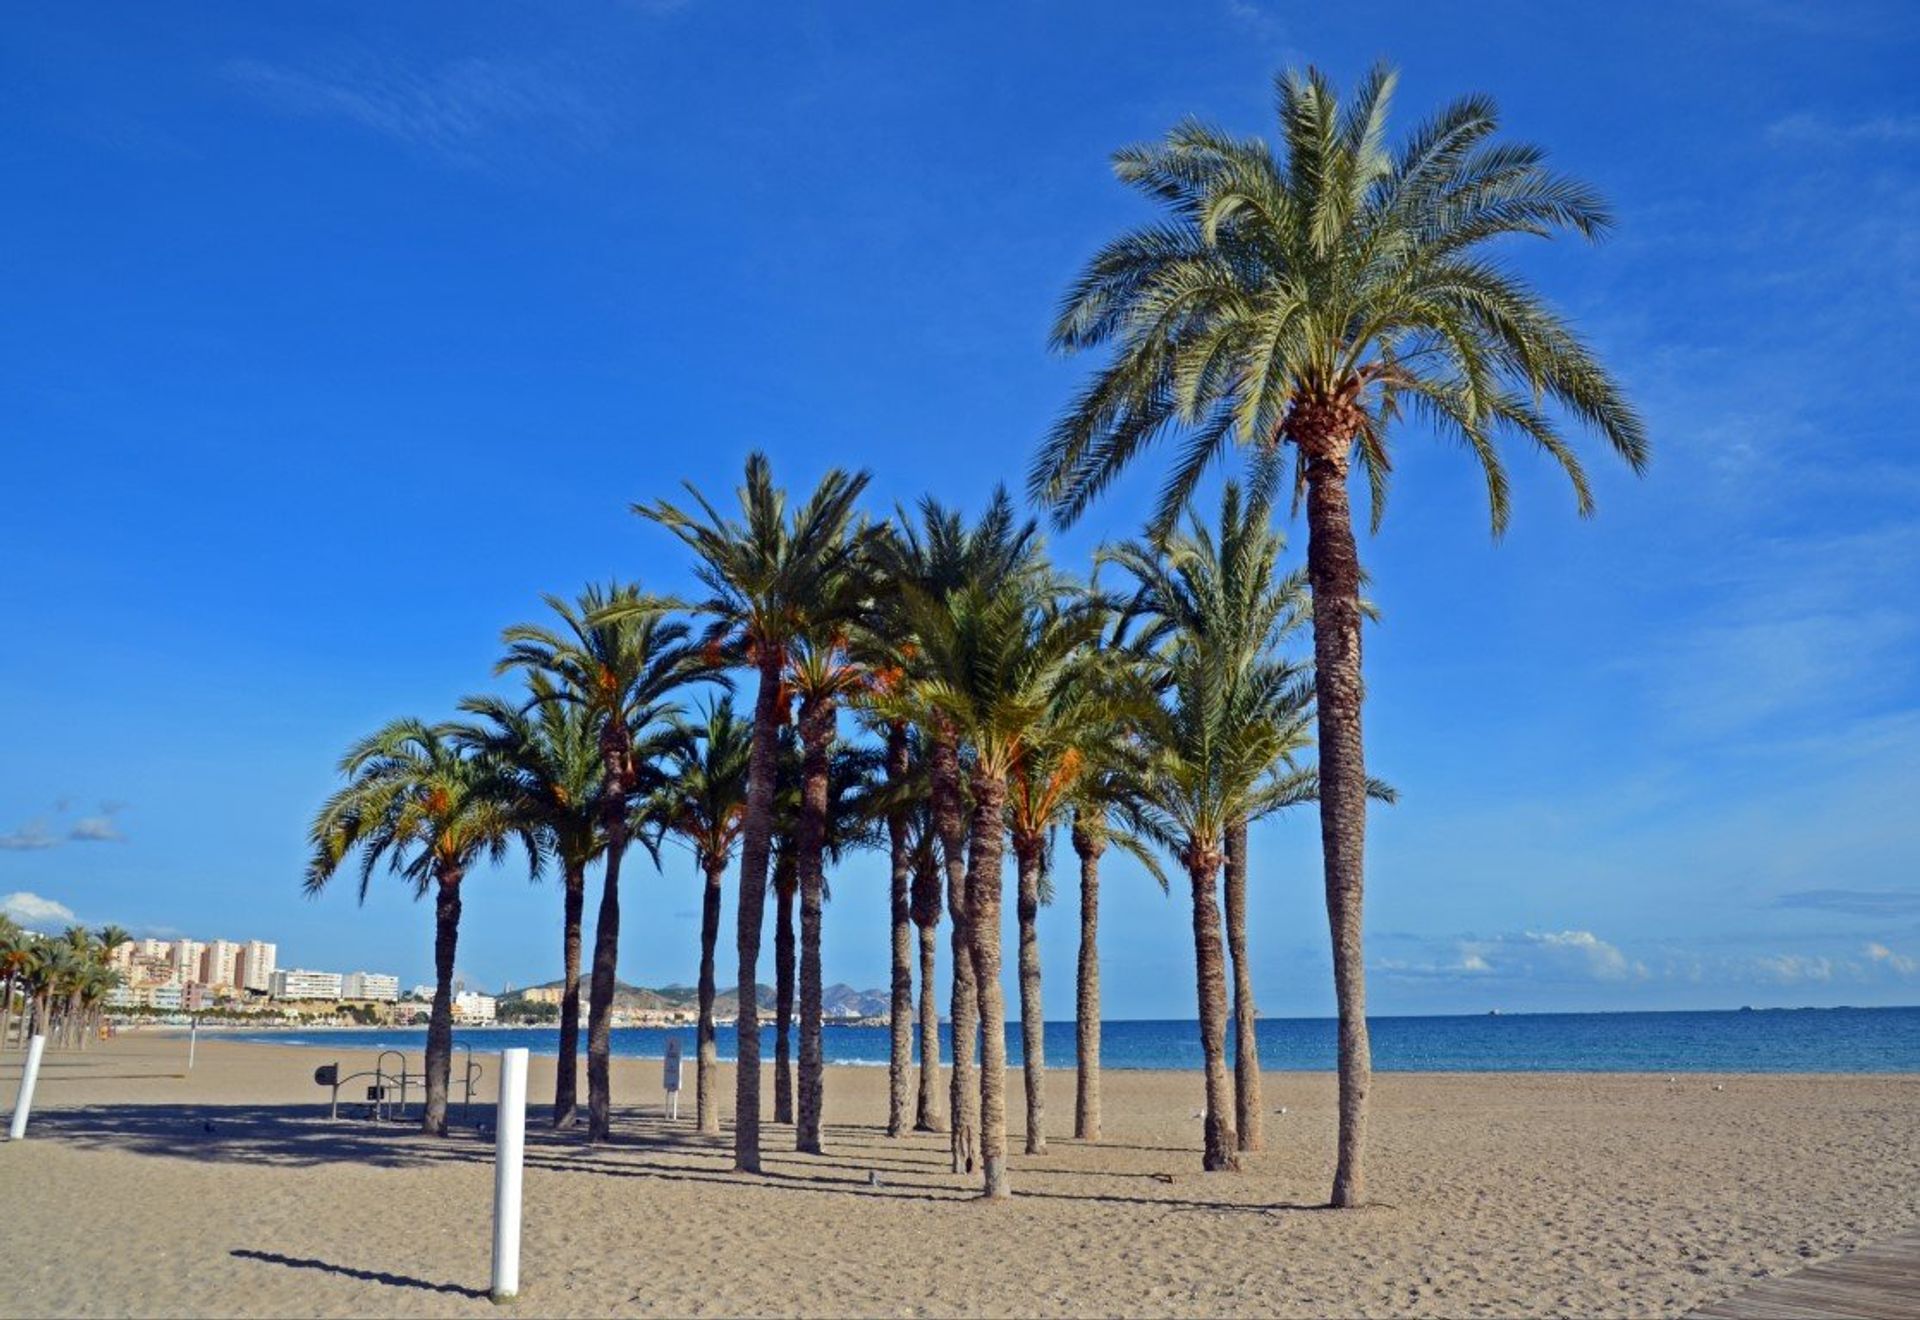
left=313, top=1043, right=484, bottom=1123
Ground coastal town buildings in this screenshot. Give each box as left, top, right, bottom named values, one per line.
left=269, top=968, right=344, bottom=1001
left=341, top=972, right=399, bottom=1002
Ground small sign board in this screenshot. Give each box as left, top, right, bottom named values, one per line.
left=662, top=1039, right=683, bottom=1093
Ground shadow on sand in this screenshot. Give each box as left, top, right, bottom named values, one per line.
left=29, top=1102, right=1324, bottom=1215
left=229, top=1249, right=488, bottom=1299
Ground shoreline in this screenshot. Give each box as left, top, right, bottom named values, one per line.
left=137, top=1023, right=1920, bottom=1076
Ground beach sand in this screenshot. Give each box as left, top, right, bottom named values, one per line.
left=2, top=1034, right=1917, bottom=1318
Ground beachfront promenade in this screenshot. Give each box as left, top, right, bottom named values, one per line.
left=1692, top=1230, right=1920, bottom=1320
left=3, top=1035, right=1918, bottom=1317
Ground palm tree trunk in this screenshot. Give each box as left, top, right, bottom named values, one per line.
left=1073, top=818, right=1103, bottom=1142
left=967, top=766, right=1011, bottom=1199
left=554, top=861, right=585, bottom=1128
left=423, top=870, right=463, bottom=1137
left=931, top=726, right=977, bottom=1174
left=732, top=649, right=786, bottom=1174
left=1303, top=436, right=1371, bottom=1207
left=795, top=691, right=833, bottom=1155
left=773, top=876, right=796, bottom=1125
left=586, top=824, right=625, bottom=1144
left=914, top=919, right=943, bottom=1131
left=1187, top=847, right=1239, bottom=1171
left=1014, top=834, right=1046, bottom=1157
left=0, top=973, right=13, bottom=1053
left=1225, top=817, right=1262, bottom=1153
left=884, top=721, right=914, bottom=1139
left=696, top=856, right=725, bottom=1135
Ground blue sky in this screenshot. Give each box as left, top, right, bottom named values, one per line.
left=3, top=1, right=1916, bottom=1017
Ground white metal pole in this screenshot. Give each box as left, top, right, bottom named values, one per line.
left=9, top=1034, right=47, bottom=1140
left=490, top=1047, right=529, bottom=1303
left=187, top=1019, right=198, bottom=1071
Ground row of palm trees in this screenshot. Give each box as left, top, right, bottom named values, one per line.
left=0, top=918, right=130, bottom=1052
left=307, top=63, right=1644, bottom=1207
left=308, top=466, right=1344, bottom=1191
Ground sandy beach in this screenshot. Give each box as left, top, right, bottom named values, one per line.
left=2, top=1034, right=1917, bottom=1318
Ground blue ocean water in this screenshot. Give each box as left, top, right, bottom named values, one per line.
left=223, top=1005, right=1920, bottom=1073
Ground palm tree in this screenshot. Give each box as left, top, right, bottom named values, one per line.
left=1131, top=649, right=1310, bottom=1171
left=768, top=720, right=884, bottom=1148
left=1063, top=748, right=1167, bottom=1143
left=1000, top=651, right=1147, bottom=1157
left=639, top=453, right=873, bottom=1174
left=1105, top=483, right=1305, bottom=1151
left=654, top=697, right=753, bottom=1135
left=499, top=584, right=705, bottom=1144
left=0, top=918, right=31, bottom=1050
left=306, top=719, right=536, bottom=1136
left=875, top=489, right=1046, bottom=1176
left=1033, top=65, right=1646, bottom=1204
left=455, top=677, right=606, bottom=1128
left=906, top=790, right=946, bottom=1132
left=898, top=570, right=1104, bottom=1199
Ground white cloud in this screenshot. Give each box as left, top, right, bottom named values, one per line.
left=1, top=891, right=77, bottom=929
left=1865, top=942, right=1919, bottom=976
left=1380, top=929, right=1648, bottom=984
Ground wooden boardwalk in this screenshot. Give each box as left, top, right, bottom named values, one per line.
left=1690, top=1229, right=1920, bottom=1319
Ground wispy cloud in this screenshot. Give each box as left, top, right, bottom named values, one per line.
left=1381, top=928, right=1920, bottom=991
left=1, top=891, right=76, bottom=929
left=2, top=801, right=130, bottom=849
left=1775, top=888, right=1920, bottom=917
left=225, top=52, right=611, bottom=167
left=1381, top=929, right=1648, bottom=984
left=1768, top=112, right=1920, bottom=147
left=0, top=820, right=60, bottom=851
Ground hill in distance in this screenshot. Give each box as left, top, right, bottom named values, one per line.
left=501, top=980, right=889, bottom=1019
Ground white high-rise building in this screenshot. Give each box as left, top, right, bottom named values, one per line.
left=341, top=972, right=399, bottom=1002
left=200, top=940, right=241, bottom=989
left=270, top=968, right=342, bottom=1001
left=137, top=938, right=169, bottom=960
left=171, top=940, right=205, bottom=986
left=238, top=940, right=277, bottom=992
left=452, top=991, right=496, bottom=1024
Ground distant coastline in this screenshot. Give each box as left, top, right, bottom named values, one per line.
left=194, top=1004, right=1920, bottom=1074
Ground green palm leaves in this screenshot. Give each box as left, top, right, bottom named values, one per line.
left=305, top=719, right=537, bottom=902
left=1034, top=63, right=1646, bottom=539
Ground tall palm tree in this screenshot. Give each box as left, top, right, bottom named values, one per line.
left=499, top=584, right=705, bottom=1144
left=1131, top=650, right=1310, bottom=1171
left=906, top=790, right=946, bottom=1132
left=1033, top=65, right=1646, bottom=1204
left=788, top=631, right=879, bottom=1155
left=639, top=453, right=873, bottom=1174
left=875, top=489, right=1046, bottom=1176
left=1105, top=482, right=1305, bottom=1151
left=898, top=571, right=1104, bottom=1199
left=769, top=721, right=884, bottom=1147
left=307, top=718, right=537, bottom=1136
left=1063, top=748, right=1167, bottom=1143
left=1000, top=650, right=1148, bottom=1157
left=454, top=677, right=606, bottom=1128
left=654, top=696, right=753, bottom=1136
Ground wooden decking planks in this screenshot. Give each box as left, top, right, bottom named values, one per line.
left=1689, top=1229, right=1920, bottom=1319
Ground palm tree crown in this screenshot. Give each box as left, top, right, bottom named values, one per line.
left=1033, top=63, right=1646, bottom=537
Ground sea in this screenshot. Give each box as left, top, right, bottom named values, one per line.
left=221, top=1005, right=1920, bottom=1073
